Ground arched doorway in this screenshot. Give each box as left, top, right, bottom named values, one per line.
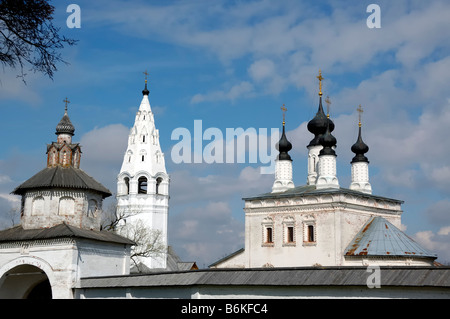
left=0, top=264, right=52, bottom=299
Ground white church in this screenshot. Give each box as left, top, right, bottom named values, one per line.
left=0, top=72, right=448, bottom=299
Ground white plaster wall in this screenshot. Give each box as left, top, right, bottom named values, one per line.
left=238, top=193, right=404, bottom=268
left=21, top=189, right=103, bottom=230
left=0, top=239, right=131, bottom=299
left=76, top=284, right=450, bottom=299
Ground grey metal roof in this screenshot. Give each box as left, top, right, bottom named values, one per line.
left=130, top=246, right=197, bottom=274
left=344, top=217, right=437, bottom=259
left=12, top=166, right=112, bottom=198
left=79, top=266, right=450, bottom=289
left=0, top=223, right=134, bottom=245
left=243, top=185, right=403, bottom=204
left=208, top=248, right=244, bottom=267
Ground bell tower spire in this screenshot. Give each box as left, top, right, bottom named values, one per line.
left=116, top=74, right=170, bottom=270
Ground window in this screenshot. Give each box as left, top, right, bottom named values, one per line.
left=141, top=155, right=145, bottom=162
left=32, top=196, right=45, bottom=216
left=138, top=176, right=148, bottom=194
left=308, top=225, right=315, bottom=242
left=59, top=197, right=75, bottom=215
left=287, top=226, right=294, bottom=243
left=266, top=227, right=273, bottom=243
left=87, top=199, right=98, bottom=217
left=124, top=177, right=130, bottom=195
left=262, top=217, right=274, bottom=246
left=282, top=217, right=295, bottom=245
left=142, top=135, right=146, bottom=143
left=156, top=177, right=162, bottom=194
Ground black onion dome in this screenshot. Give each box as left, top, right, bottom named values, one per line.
left=351, top=126, right=369, bottom=163
left=142, top=81, right=149, bottom=96
left=277, top=125, right=292, bottom=161
left=319, top=122, right=337, bottom=156
left=56, top=109, right=75, bottom=136
left=307, top=96, right=329, bottom=146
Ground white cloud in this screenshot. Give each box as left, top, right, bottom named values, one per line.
left=190, top=81, right=254, bottom=104
left=169, top=165, right=273, bottom=205
left=413, top=228, right=450, bottom=263
left=248, top=59, right=275, bottom=82
left=168, top=201, right=245, bottom=266
left=79, top=123, right=130, bottom=192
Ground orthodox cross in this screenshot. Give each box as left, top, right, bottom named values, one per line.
left=63, top=97, right=70, bottom=112
left=316, top=69, right=324, bottom=96
left=325, top=95, right=331, bottom=118
left=357, top=104, right=363, bottom=127
left=281, top=104, right=287, bottom=126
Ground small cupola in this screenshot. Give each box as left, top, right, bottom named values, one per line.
left=277, top=105, right=292, bottom=161
left=351, top=106, right=369, bottom=164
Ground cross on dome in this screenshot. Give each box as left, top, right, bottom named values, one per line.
left=142, top=70, right=150, bottom=96
left=63, top=97, right=70, bottom=112
left=357, top=104, right=363, bottom=127
left=316, top=69, right=324, bottom=96
left=281, top=104, right=287, bottom=126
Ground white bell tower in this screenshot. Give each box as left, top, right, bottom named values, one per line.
left=116, top=73, right=169, bottom=270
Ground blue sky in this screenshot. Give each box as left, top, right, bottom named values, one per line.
left=1, top=0, right=450, bottom=266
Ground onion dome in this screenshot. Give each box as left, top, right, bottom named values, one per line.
left=319, top=121, right=337, bottom=156
left=277, top=124, right=292, bottom=161
left=56, top=104, right=75, bottom=136
left=351, top=125, right=369, bottom=163
left=142, top=80, right=149, bottom=96
left=307, top=96, right=334, bottom=146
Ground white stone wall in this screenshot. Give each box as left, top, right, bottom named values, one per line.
left=272, top=160, right=294, bottom=193
left=350, top=162, right=372, bottom=194
left=116, top=93, right=170, bottom=270
left=307, top=145, right=321, bottom=185
left=316, top=155, right=339, bottom=189
left=21, top=189, right=103, bottom=230
left=0, top=238, right=131, bottom=299
left=239, top=193, right=403, bottom=268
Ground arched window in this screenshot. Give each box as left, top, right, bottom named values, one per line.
left=32, top=196, right=45, bottom=215
left=124, top=177, right=130, bottom=194
left=59, top=196, right=75, bottom=215
left=156, top=177, right=163, bottom=194
left=87, top=199, right=98, bottom=217
left=138, top=176, right=148, bottom=194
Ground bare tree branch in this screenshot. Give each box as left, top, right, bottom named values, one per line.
left=0, top=0, right=77, bottom=81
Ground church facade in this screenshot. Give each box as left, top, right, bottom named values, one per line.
left=210, top=71, right=437, bottom=269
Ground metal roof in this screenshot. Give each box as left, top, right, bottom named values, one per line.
left=344, top=217, right=437, bottom=259
left=243, top=185, right=403, bottom=204
left=78, top=266, right=450, bottom=289
left=0, top=223, right=134, bottom=245
left=12, top=166, right=112, bottom=198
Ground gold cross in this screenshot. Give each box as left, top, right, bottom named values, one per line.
left=281, top=104, right=287, bottom=125
left=63, top=97, right=70, bottom=111
left=325, top=95, right=331, bottom=118
left=357, top=104, right=363, bottom=127
left=143, top=70, right=149, bottom=83
left=316, top=69, right=324, bottom=96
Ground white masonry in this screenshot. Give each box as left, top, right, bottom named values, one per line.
left=116, top=81, right=169, bottom=269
